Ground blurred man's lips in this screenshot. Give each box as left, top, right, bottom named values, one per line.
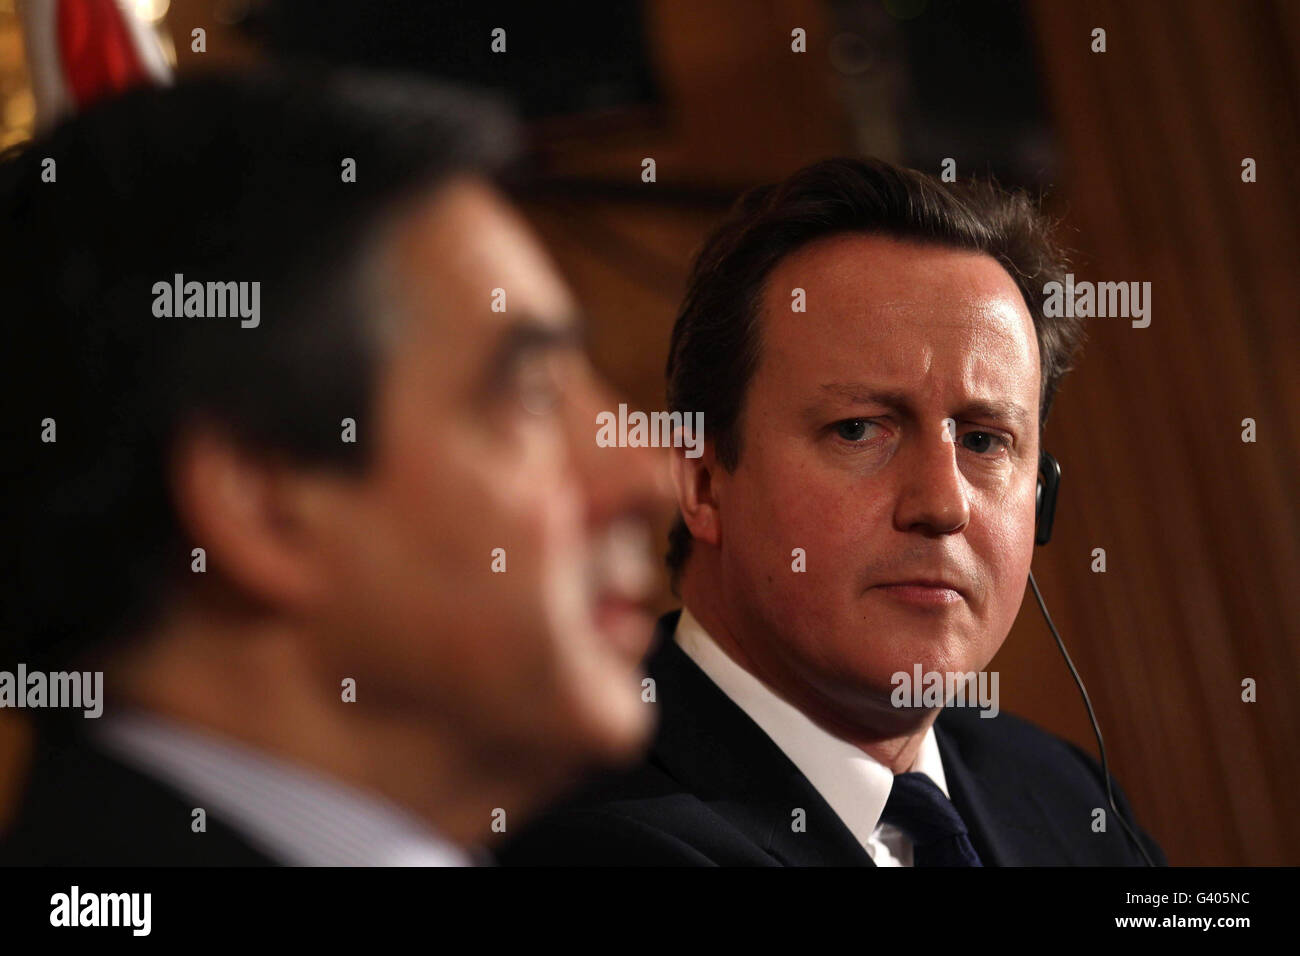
left=595, top=595, right=656, bottom=656
left=871, top=580, right=965, bottom=606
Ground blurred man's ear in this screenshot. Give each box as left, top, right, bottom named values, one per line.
left=169, top=425, right=337, bottom=613
left=670, top=440, right=722, bottom=550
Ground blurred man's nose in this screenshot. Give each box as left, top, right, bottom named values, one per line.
left=892, top=430, right=971, bottom=538
left=566, top=381, right=674, bottom=527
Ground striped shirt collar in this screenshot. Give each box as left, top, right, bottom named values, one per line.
left=91, top=710, right=474, bottom=867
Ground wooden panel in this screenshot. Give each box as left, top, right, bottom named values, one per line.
left=1011, top=0, right=1300, bottom=864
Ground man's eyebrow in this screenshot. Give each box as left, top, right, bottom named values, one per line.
left=818, top=383, right=1034, bottom=430
left=955, top=398, right=1035, bottom=431
left=819, top=383, right=911, bottom=408
left=484, top=313, right=586, bottom=378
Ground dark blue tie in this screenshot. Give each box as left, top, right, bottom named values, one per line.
left=880, top=772, right=984, bottom=867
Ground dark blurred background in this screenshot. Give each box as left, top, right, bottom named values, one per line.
left=1, top=0, right=1296, bottom=865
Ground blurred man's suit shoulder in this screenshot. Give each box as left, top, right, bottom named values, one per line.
left=499, top=611, right=1166, bottom=866
left=0, top=721, right=274, bottom=866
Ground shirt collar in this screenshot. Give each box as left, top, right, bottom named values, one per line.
left=91, top=710, right=474, bottom=867
left=674, top=606, right=949, bottom=854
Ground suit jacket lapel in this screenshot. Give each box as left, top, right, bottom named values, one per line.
left=646, top=612, right=875, bottom=866
left=934, top=708, right=1053, bottom=866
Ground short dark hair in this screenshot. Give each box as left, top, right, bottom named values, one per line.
left=664, top=157, right=1082, bottom=585
left=0, top=70, right=515, bottom=670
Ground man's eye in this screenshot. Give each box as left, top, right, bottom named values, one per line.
left=515, top=359, right=564, bottom=415
left=834, top=419, right=875, bottom=442
left=961, top=431, right=1007, bottom=454
left=519, top=378, right=561, bottom=415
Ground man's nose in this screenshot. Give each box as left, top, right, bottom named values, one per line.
left=566, top=382, right=674, bottom=527
left=892, top=431, right=970, bottom=538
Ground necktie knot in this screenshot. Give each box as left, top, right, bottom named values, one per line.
left=880, top=772, right=983, bottom=866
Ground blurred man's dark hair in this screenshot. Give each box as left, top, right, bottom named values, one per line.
left=664, top=157, right=1081, bottom=585
left=0, top=71, right=515, bottom=672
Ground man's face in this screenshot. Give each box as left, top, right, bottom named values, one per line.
left=305, top=178, right=663, bottom=771
left=711, top=234, right=1041, bottom=727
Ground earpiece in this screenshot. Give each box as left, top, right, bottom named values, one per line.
left=1034, top=450, right=1061, bottom=546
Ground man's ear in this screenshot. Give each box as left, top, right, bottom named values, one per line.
left=169, top=424, right=332, bottom=612
left=670, top=440, right=723, bottom=549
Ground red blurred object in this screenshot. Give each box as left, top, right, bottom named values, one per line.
left=57, top=0, right=153, bottom=106
left=19, top=0, right=171, bottom=129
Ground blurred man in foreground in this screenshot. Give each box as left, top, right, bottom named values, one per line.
left=0, top=71, right=665, bottom=865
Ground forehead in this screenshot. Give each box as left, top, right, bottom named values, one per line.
left=378, top=176, right=575, bottom=339
left=758, top=233, right=1040, bottom=403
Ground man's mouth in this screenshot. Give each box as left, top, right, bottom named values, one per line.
left=870, top=580, right=965, bottom=607
left=594, top=593, right=656, bottom=657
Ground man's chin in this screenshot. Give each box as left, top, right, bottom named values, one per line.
left=585, top=693, right=657, bottom=767
left=595, top=645, right=661, bottom=751
left=801, top=656, right=978, bottom=726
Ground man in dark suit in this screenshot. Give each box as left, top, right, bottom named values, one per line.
left=502, top=611, right=1165, bottom=866
left=501, top=158, right=1167, bottom=866
left=0, top=72, right=666, bottom=865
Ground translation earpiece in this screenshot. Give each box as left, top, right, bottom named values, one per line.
left=1035, top=451, right=1061, bottom=546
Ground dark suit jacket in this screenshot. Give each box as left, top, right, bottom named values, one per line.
left=500, top=611, right=1168, bottom=866
left=0, top=719, right=276, bottom=866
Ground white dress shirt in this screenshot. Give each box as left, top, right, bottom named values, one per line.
left=674, top=606, right=951, bottom=866
left=91, top=711, right=473, bottom=867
